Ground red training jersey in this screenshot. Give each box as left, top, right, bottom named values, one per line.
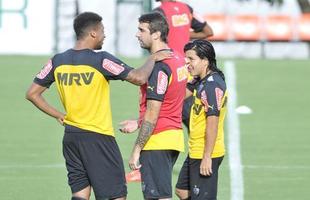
left=159, top=1, right=192, bottom=55
left=138, top=50, right=187, bottom=134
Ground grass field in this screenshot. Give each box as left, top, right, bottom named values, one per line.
left=0, top=55, right=309, bottom=200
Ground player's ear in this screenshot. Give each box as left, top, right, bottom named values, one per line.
left=152, top=31, right=161, bottom=41
left=90, top=30, right=97, bottom=39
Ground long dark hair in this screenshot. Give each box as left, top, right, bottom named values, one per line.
left=184, top=39, right=225, bottom=80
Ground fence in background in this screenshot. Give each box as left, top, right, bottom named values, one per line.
left=205, top=14, right=310, bottom=42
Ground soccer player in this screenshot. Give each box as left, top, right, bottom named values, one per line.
left=25, top=12, right=171, bottom=200
left=154, top=0, right=213, bottom=56
left=175, top=39, right=227, bottom=200
left=120, top=0, right=214, bottom=139
left=121, top=12, right=187, bottom=200
left=154, top=0, right=214, bottom=131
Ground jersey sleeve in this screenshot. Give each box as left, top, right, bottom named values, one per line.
left=33, top=59, right=55, bottom=88
left=187, top=5, right=206, bottom=32
left=200, top=81, right=224, bottom=117
left=100, top=51, right=134, bottom=80
left=146, top=62, right=172, bottom=102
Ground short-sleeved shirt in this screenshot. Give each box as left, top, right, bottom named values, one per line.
left=34, top=49, right=133, bottom=136
left=155, top=1, right=206, bottom=55
left=155, top=4, right=206, bottom=32
left=188, top=72, right=227, bottom=159
left=138, top=50, right=187, bottom=151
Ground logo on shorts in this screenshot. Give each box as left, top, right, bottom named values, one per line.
left=193, top=185, right=200, bottom=196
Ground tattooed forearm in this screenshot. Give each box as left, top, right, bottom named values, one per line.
left=135, top=120, right=155, bottom=148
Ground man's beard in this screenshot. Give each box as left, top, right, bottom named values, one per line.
left=140, top=45, right=150, bottom=51
left=95, top=44, right=102, bottom=50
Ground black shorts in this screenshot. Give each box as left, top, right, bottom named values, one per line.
left=140, top=150, right=179, bottom=199
left=63, top=125, right=127, bottom=199
left=176, top=156, right=224, bottom=200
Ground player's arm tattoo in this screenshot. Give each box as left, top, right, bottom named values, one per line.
left=135, top=100, right=160, bottom=148
left=135, top=120, right=155, bottom=148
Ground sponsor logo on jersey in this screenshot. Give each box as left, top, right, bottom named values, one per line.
left=215, top=87, right=224, bottom=110
left=57, top=72, right=94, bottom=86
left=147, top=85, right=154, bottom=91
left=201, top=90, right=209, bottom=112
left=193, top=103, right=203, bottom=115
left=177, top=65, right=188, bottom=82
left=172, top=13, right=190, bottom=27
left=102, top=59, right=125, bottom=75
left=207, top=75, right=214, bottom=82
left=36, top=59, right=53, bottom=79
left=157, top=71, right=168, bottom=94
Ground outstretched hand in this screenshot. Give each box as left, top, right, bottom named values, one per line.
left=151, top=49, right=173, bottom=62
left=119, top=119, right=139, bottom=133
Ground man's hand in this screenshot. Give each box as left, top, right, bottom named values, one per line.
left=151, top=49, right=173, bottom=62
left=200, top=156, right=212, bottom=176
left=129, top=148, right=142, bottom=170
left=119, top=119, right=139, bottom=133
left=56, top=114, right=65, bottom=126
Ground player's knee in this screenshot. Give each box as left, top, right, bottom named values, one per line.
left=71, top=197, right=87, bottom=200
left=175, top=188, right=190, bottom=200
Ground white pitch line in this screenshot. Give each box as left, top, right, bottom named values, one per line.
left=244, top=165, right=310, bottom=170
left=224, top=61, right=244, bottom=200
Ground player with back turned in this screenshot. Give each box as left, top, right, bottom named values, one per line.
left=26, top=11, right=171, bottom=200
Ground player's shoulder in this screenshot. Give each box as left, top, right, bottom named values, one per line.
left=100, top=50, right=112, bottom=56
left=204, top=72, right=226, bottom=90
left=155, top=61, right=169, bottom=69
left=153, top=61, right=171, bottom=75
left=52, top=49, right=74, bottom=65
left=183, top=3, right=193, bottom=13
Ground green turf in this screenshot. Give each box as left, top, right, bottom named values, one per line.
left=0, top=55, right=309, bottom=199
left=233, top=59, right=310, bottom=200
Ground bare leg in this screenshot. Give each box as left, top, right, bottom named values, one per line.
left=72, top=186, right=91, bottom=200
left=175, top=188, right=190, bottom=200
left=111, top=196, right=126, bottom=200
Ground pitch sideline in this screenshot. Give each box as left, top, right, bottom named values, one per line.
left=224, top=61, right=244, bottom=200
